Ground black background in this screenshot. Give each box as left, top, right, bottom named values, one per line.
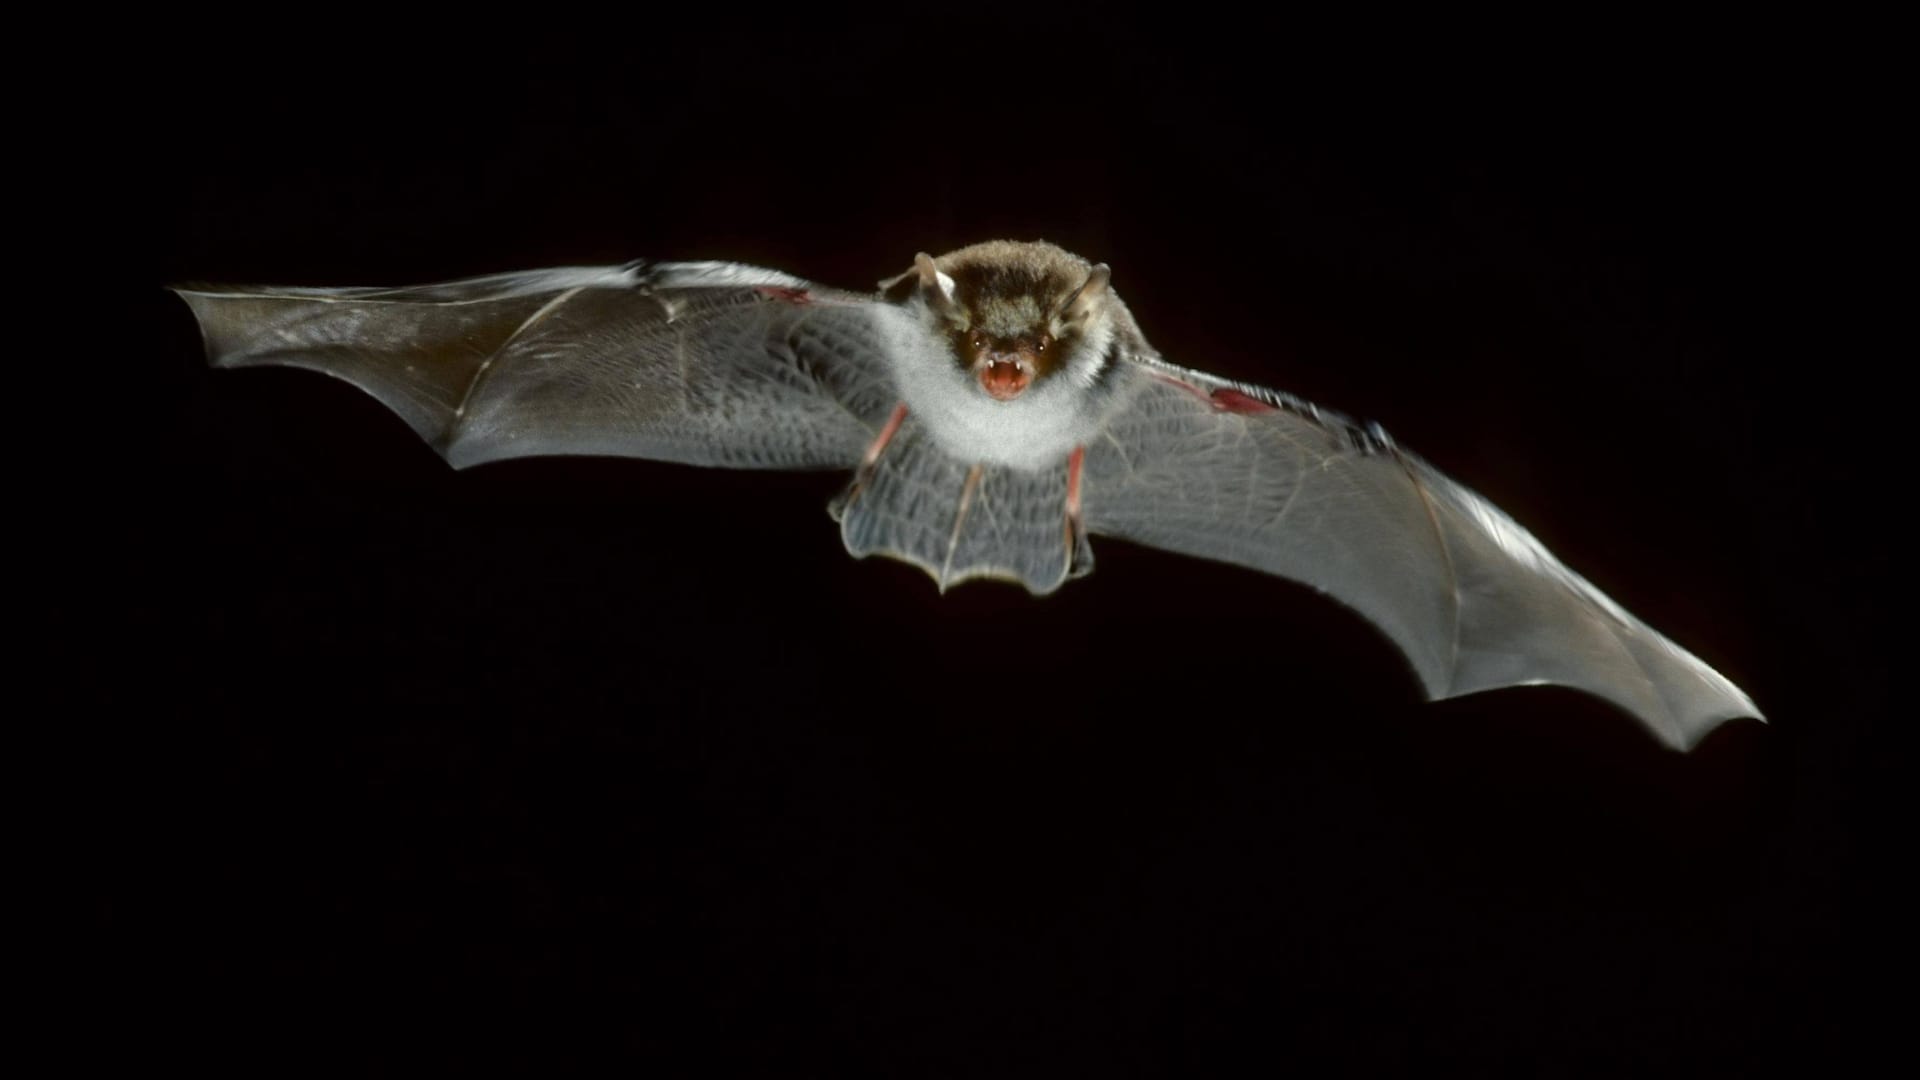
left=93, top=15, right=1891, bottom=1076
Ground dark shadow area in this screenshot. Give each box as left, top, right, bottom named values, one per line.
left=76, top=15, right=1891, bottom=1077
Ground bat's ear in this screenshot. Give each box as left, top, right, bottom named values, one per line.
left=1060, top=263, right=1111, bottom=324
left=880, top=253, right=964, bottom=321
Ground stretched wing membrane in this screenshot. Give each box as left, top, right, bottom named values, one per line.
left=175, top=263, right=898, bottom=470
left=1081, top=360, right=1760, bottom=750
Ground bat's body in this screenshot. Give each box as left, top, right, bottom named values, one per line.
left=176, top=241, right=1761, bottom=750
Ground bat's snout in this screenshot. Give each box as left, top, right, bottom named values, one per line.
left=977, top=351, right=1036, bottom=401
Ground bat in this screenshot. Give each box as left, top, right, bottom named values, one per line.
left=175, top=240, right=1761, bottom=750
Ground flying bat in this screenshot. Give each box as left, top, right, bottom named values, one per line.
left=175, top=240, right=1761, bottom=750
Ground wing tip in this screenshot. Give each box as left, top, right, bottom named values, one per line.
left=1653, top=643, right=1767, bottom=751
left=169, top=285, right=232, bottom=368
left=1420, top=675, right=1765, bottom=753
left=1665, top=679, right=1767, bottom=750
left=1666, top=709, right=1766, bottom=753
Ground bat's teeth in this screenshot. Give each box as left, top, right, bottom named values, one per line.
left=980, top=357, right=1034, bottom=401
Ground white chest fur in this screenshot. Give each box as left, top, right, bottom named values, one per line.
left=870, top=305, right=1112, bottom=472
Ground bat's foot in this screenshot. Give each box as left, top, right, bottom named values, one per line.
left=1065, top=518, right=1094, bottom=579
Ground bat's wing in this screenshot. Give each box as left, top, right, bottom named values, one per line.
left=175, top=262, right=899, bottom=470
left=1079, top=357, right=1760, bottom=750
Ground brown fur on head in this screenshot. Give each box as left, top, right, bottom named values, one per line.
left=881, top=241, right=1113, bottom=399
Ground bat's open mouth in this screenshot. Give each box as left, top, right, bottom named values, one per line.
left=978, top=355, right=1035, bottom=401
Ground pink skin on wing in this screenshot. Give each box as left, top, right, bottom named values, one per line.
left=756, top=286, right=812, bottom=305
left=1149, top=373, right=1279, bottom=414
left=1209, top=388, right=1278, bottom=414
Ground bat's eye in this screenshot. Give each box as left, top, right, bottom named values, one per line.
left=1035, top=334, right=1051, bottom=353
left=968, top=331, right=985, bottom=352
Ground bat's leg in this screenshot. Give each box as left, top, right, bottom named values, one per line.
left=1063, top=445, right=1093, bottom=577
left=853, top=403, right=910, bottom=493
left=827, top=403, right=909, bottom=519
left=863, top=404, right=910, bottom=471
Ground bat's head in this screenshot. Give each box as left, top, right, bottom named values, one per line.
left=883, top=241, right=1114, bottom=402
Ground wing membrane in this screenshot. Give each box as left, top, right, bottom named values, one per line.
left=176, top=264, right=898, bottom=470
left=1081, top=361, right=1759, bottom=749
